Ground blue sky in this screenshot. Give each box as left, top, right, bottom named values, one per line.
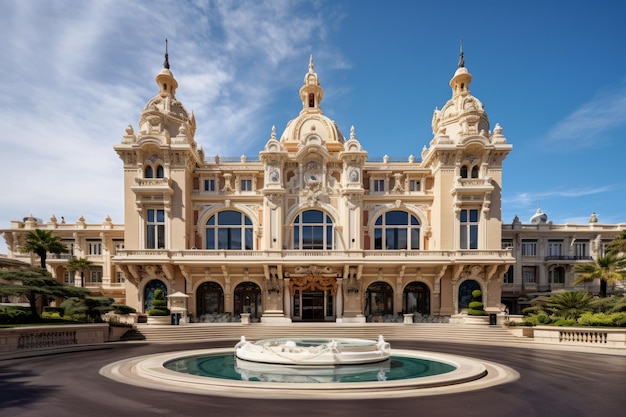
left=1, top=0, right=625, bottom=254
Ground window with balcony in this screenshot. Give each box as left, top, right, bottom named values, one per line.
left=373, top=210, right=420, bottom=250
left=205, top=210, right=253, bottom=250
left=293, top=210, right=333, bottom=250
left=521, top=240, right=537, bottom=257
left=460, top=209, right=478, bottom=249
left=548, top=240, right=562, bottom=257
left=146, top=209, right=165, bottom=249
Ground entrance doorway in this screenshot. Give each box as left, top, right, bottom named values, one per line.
left=302, top=291, right=325, bottom=321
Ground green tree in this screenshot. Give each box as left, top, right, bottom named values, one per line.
left=61, top=296, right=114, bottom=322
left=0, top=268, right=88, bottom=319
left=19, top=229, right=68, bottom=268
left=606, top=230, right=626, bottom=255
left=574, top=254, right=626, bottom=298
left=67, top=257, right=93, bottom=287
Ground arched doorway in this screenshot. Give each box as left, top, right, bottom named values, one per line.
left=234, top=282, right=262, bottom=319
left=143, top=279, right=167, bottom=312
left=365, top=282, right=394, bottom=320
left=196, top=282, right=224, bottom=316
left=403, top=281, right=430, bottom=314
left=458, top=279, right=481, bottom=311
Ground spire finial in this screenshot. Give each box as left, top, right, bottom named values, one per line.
left=164, top=38, right=170, bottom=69
left=309, top=55, right=314, bottom=73
left=458, top=38, right=465, bottom=68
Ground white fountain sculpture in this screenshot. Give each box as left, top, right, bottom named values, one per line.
left=234, top=335, right=391, bottom=366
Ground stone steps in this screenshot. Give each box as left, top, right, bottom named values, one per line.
left=122, top=323, right=529, bottom=347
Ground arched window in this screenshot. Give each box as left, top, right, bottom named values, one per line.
left=145, top=165, right=154, bottom=178
left=403, top=282, right=430, bottom=315
left=458, top=280, right=481, bottom=311
left=460, top=165, right=468, bottom=178
left=143, top=279, right=167, bottom=312
left=471, top=165, right=479, bottom=178
left=206, top=210, right=253, bottom=250
left=156, top=165, right=164, bottom=178
left=374, top=210, right=420, bottom=250
left=365, top=282, right=394, bottom=318
left=293, top=210, right=333, bottom=250
left=196, top=282, right=224, bottom=316
left=234, top=282, right=262, bottom=319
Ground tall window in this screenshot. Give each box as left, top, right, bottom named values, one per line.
left=549, top=267, right=565, bottom=285
left=548, top=240, right=562, bottom=257
left=460, top=209, right=479, bottom=249
left=145, top=166, right=154, bottom=178
left=88, top=241, right=102, bottom=255
left=374, top=210, right=420, bottom=250
left=240, top=179, right=252, bottom=192
left=204, top=179, right=216, bottom=192
left=503, top=266, right=514, bottom=284
left=146, top=209, right=165, bottom=249
left=293, top=210, right=333, bottom=250
left=522, top=266, right=536, bottom=283
left=521, top=240, right=537, bottom=256
left=206, top=210, right=253, bottom=250
left=574, top=241, right=588, bottom=258
left=156, top=165, right=164, bottom=178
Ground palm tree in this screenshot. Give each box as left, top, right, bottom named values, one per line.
left=574, top=254, right=626, bottom=297
left=606, top=230, right=626, bottom=255
left=67, top=257, right=93, bottom=287
left=523, top=291, right=594, bottom=320
left=19, top=229, right=68, bottom=269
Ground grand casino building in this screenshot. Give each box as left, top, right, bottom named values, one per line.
left=2, top=51, right=517, bottom=322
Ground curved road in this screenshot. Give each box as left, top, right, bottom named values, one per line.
left=1, top=340, right=624, bottom=417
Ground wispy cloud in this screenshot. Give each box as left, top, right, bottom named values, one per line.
left=503, top=185, right=621, bottom=207
left=544, top=83, right=626, bottom=149
left=0, top=0, right=345, bottom=241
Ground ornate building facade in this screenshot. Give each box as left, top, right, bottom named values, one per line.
left=2, top=52, right=517, bottom=322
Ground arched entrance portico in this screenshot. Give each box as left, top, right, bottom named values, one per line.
left=458, top=279, right=481, bottom=311
left=143, top=279, right=167, bottom=312
left=196, top=281, right=224, bottom=316
left=234, top=282, right=262, bottom=319
left=403, top=281, right=430, bottom=315
left=365, top=282, right=393, bottom=320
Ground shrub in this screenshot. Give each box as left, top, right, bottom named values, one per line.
left=148, top=289, right=170, bottom=316
left=43, top=306, right=64, bottom=316
left=577, top=312, right=626, bottom=327
left=113, top=304, right=136, bottom=315
left=551, top=318, right=577, bottom=327
left=0, top=307, right=30, bottom=324
left=523, top=313, right=553, bottom=326
left=467, top=290, right=486, bottom=316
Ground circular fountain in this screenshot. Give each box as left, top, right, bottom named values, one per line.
left=100, top=335, right=520, bottom=398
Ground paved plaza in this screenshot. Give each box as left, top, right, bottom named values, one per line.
left=1, top=337, right=625, bottom=417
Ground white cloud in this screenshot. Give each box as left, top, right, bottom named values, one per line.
left=545, top=83, right=626, bottom=148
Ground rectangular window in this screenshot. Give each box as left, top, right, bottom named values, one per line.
left=549, top=268, right=565, bottom=284
left=548, top=240, right=562, bottom=257
left=460, top=209, right=479, bottom=249
left=64, top=271, right=73, bottom=285
left=241, top=179, right=252, bottom=191
left=373, top=179, right=385, bottom=192
left=574, top=241, right=588, bottom=258
left=88, top=241, right=102, bottom=255
left=409, top=179, right=421, bottom=192
left=522, top=266, right=536, bottom=283
left=503, top=266, right=514, bottom=284
left=204, top=179, right=216, bottom=192
left=521, top=240, right=537, bottom=257
left=146, top=209, right=165, bottom=249
left=116, top=271, right=125, bottom=283
left=502, top=240, right=513, bottom=249
left=90, top=270, right=103, bottom=283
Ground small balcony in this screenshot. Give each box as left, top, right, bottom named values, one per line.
left=544, top=255, right=593, bottom=262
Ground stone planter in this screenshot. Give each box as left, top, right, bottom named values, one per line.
left=147, top=316, right=171, bottom=325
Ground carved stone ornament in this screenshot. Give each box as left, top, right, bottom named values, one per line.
left=266, top=193, right=283, bottom=207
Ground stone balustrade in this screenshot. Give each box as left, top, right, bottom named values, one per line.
left=0, top=324, right=110, bottom=353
